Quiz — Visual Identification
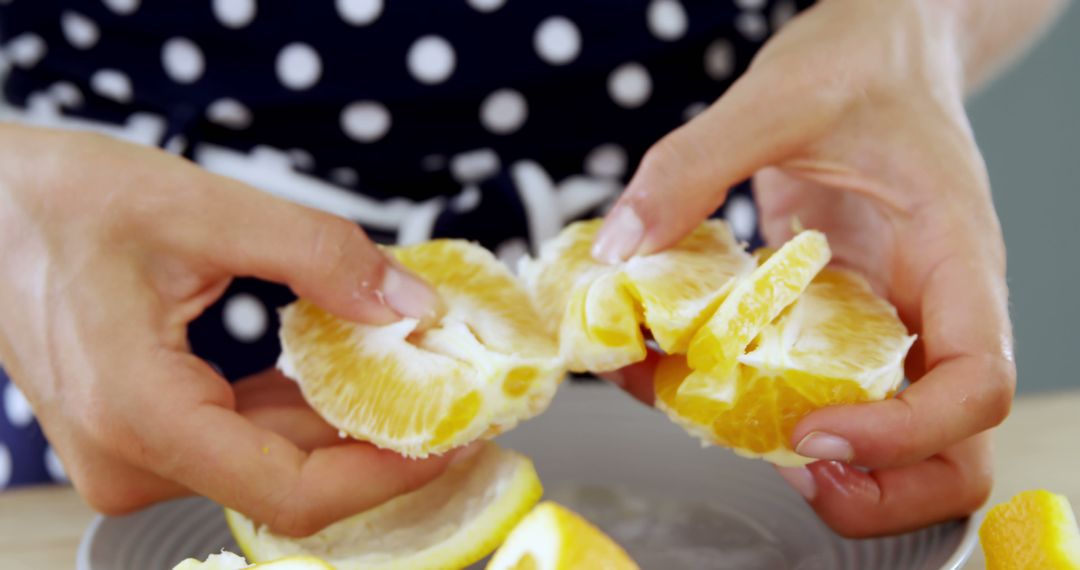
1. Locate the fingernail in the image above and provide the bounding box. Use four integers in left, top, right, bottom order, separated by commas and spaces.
591, 206, 645, 264
777, 466, 817, 501
448, 442, 485, 466
795, 431, 854, 462
380, 266, 438, 320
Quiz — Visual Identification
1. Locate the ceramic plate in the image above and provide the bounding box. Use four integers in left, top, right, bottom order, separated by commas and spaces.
78, 384, 978, 569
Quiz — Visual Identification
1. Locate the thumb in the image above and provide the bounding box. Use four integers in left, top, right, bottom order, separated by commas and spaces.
591, 61, 840, 262
173, 171, 437, 325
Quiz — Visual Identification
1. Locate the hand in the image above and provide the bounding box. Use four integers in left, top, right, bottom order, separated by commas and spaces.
0, 124, 462, 537
593, 0, 1014, 537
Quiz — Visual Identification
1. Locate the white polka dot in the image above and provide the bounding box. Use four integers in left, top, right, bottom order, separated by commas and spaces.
164, 135, 187, 154
704, 39, 735, 81
341, 101, 391, 142
0, 444, 10, 488
534, 16, 580, 66
451, 186, 482, 213
206, 98, 252, 130
450, 148, 500, 184
223, 294, 268, 343
646, 0, 688, 42
467, 0, 505, 13
7, 33, 47, 69
276, 43, 322, 91
61, 11, 100, 50
162, 37, 205, 84
288, 148, 315, 171
725, 195, 757, 241
44, 447, 68, 483
479, 89, 527, 135
608, 63, 652, 109
336, 0, 382, 26
406, 35, 455, 85
213, 0, 256, 29
771, 0, 797, 30
90, 69, 133, 103
102, 0, 140, 15
50, 82, 83, 108
3, 382, 33, 428
584, 144, 627, 179
683, 101, 708, 122
736, 12, 768, 41
735, 0, 766, 9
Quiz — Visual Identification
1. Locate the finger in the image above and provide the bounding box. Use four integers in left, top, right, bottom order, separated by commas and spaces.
599, 349, 661, 407
791, 245, 1014, 468
592, 61, 844, 263
233, 369, 343, 451
775, 433, 993, 537
127, 354, 469, 537
169, 171, 437, 325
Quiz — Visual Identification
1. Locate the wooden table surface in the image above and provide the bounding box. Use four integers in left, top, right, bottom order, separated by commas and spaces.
2, 389, 1078, 569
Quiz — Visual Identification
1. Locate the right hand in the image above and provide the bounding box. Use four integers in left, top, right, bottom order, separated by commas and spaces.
0, 124, 462, 537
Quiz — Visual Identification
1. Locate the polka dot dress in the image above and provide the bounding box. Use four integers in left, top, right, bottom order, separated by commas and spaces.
0, 0, 812, 489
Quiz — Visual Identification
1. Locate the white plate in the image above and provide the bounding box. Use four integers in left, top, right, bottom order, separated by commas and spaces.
78, 384, 978, 569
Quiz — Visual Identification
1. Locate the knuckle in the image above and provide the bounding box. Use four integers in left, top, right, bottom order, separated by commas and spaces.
979, 354, 1016, 428
960, 470, 994, 516
76, 472, 153, 516
268, 502, 322, 538
305, 216, 375, 280
639, 135, 692, 187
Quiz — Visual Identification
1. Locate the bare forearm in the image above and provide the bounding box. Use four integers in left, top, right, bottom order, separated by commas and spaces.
946, 0, 1071, 93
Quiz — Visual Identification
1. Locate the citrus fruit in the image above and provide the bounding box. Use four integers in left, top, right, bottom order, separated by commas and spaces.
485, 501, 639, 570
520, 219, 754, 372
172, 552, 335, 569
278, 239, 564, 458
657, 263, 914, 465
676, 230, 831, 406
980, 489, 1080, 569
226, 443, 543, 570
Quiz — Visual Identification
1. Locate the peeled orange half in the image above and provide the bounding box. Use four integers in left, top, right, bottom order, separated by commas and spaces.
657, 262, 914, 465
525, 221, 913, 466
278, 240, 564, 458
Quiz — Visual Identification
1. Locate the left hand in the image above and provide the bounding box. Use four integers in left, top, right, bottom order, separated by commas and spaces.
592, 0, 1014, 537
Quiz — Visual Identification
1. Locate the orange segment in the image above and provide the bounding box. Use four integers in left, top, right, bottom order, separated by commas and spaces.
980, 490, 1080, 570
657, 356, 874, 464
520, 219, 753, 373
679, 230, 830, 406
279, 240, 563, 458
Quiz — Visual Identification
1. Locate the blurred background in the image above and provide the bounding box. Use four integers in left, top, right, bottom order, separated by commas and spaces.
968, 3, 1079, 394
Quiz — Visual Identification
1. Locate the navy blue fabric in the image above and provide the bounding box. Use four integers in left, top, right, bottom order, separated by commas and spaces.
0, 0, 811, 488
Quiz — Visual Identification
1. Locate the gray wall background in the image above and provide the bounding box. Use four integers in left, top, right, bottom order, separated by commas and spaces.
967, 4, 1079, 394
